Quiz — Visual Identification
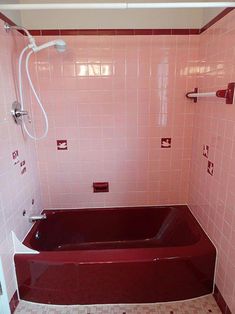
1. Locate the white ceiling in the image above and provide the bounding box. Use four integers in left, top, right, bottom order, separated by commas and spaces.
0, 0, 226, 29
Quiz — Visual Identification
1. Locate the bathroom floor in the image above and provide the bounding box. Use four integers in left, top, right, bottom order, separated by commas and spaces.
15, 295, 221, 313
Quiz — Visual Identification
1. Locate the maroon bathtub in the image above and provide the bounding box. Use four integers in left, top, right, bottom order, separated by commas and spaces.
15, 205, 216, 305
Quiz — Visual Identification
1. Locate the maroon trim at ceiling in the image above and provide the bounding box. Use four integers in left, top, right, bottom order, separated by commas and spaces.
9, 291, 19, 314
32, 28, 200, 36
200, 7, 234, 33
0, 12, 16, 26
0, 8, 234, 36
213, 285, 232, 314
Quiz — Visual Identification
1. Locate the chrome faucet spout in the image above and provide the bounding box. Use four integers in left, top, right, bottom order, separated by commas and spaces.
29, 213, 47, 223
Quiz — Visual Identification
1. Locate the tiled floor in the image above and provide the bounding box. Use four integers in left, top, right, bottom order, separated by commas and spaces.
15, 295, 221, 313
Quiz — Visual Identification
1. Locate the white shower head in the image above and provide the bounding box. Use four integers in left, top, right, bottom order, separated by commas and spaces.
54, 39, 67, 52
33, 39, 67, 53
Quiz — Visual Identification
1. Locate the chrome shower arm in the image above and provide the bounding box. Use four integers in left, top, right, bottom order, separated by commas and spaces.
4, 23, 36, 47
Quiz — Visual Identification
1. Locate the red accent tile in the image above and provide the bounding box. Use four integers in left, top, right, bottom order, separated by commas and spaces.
161, 138, 172, 148
200, 8, 234, 33
21, 167, 27, 175
12, 150, 20, 165
203, 145, 209, 158
93, 182, 109, 192
213, 285, 232, 314
207, 161, 214, 176
12, 150, 19, 160
20, 160, 26, 167
57, 140, 68, 150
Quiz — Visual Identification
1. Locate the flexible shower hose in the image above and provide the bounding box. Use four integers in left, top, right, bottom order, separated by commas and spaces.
18, 46, 49, 140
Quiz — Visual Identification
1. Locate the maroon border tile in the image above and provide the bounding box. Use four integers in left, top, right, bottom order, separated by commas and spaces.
29, 29, 42, 36
62, 29, 83, 36
0, 8, 234, 36
134, 29, 153, 35
27, 28, 201, 36
77, 29, 99, 35
0, 12, 16, 26
9, 291, 19, 314
97, 29, 117, 35
213, 285, 232, 314
41, 29, 60, 36
152, 29, 172, 35
115, 29, 135, 35
200, 8, 234, 33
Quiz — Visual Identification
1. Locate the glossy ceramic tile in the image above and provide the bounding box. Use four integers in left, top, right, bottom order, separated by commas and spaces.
15, 295, 221, 314
31, 34, 199, 209
188, 9, 235, 314
0, 19, 42, 302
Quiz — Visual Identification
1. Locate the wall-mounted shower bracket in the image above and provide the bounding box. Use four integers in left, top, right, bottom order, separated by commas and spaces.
11, 101, 29, 125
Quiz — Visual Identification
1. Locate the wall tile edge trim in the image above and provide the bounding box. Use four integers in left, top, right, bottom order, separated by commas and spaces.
213, 285, 232, 314
0, 8, 234, 36
200, 8, 234, 33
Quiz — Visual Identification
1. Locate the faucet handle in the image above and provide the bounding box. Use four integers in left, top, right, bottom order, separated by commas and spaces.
11, 101, 29, 125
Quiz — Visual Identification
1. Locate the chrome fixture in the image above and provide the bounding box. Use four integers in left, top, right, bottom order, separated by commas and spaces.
4, 23, 67, 140
29, 214, 47, 223
11, 101, 29, 125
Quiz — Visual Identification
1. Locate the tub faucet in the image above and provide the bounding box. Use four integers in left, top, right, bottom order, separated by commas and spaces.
29, 213, 47, 223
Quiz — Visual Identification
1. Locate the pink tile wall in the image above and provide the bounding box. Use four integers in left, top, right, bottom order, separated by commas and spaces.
188, 10, 235, 313
32, 34, 198, 209
0, 20, 42, 301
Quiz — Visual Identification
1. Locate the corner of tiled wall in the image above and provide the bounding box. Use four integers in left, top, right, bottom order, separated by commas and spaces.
188, 9, 235, 313
0, 19, 42, 302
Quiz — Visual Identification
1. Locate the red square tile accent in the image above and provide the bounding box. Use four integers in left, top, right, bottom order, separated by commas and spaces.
57, 140, 68, 150
12, 150, 19, 165
203, 145, 209, 158
93, 182, 109, 193
161, 138, 172, 148
20, 160, 26, 167
21, 167, 26, 175
207, 161, 214, 176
